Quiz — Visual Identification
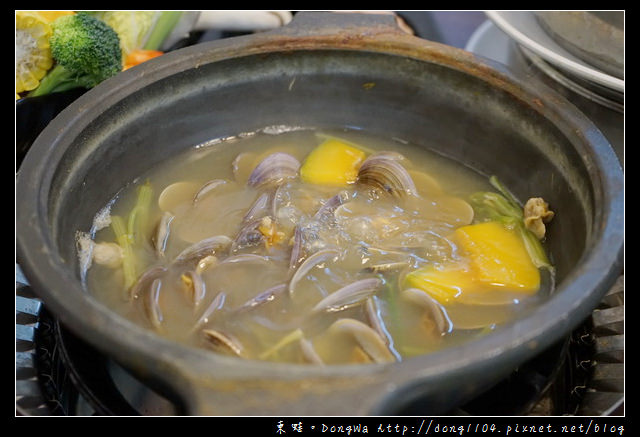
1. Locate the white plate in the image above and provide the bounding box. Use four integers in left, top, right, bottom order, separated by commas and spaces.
485, 11, 624, 93
465, 19, 511, 64
466, 20, 623, 112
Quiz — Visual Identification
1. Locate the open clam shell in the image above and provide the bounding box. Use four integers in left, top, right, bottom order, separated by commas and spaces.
191, 292, 227, 333
288, 248, 341, 296
153, 211, 174, 258
158, 181, 200, 213
173, 235, 232, 264
400, 288, 452, 334
128, 265, 167, 301
201, 328, 245, 357
357, 154, 417, 197
181, 270, 206, 308
311, 277, 383, 313
328, 318, 396, 363
235, 283, 288, 313
247, 152, 301, 188
144, 278, 164, 330
299, 337, 324, 365
192, 179, 230, 205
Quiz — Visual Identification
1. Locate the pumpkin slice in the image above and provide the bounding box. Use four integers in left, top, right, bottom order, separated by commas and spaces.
300, 139, 366, 186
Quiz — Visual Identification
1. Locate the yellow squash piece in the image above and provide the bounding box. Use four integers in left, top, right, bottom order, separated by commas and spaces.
405, 221, 540, 305
32, 11, 75, 23
404, 264, 476, 305
454, 221, 540, 293
300, 139, 366, 186
15, 11, 54, 94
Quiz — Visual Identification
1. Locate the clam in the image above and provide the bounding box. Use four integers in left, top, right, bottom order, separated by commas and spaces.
191, 292, 226, 333
313, 190, 351, 224
181, 270, 206, 308
360, 244, 414, 259
287, 221, 337, 274
400, 288, 452, 335
158, 181, 200, 213
408, 170, 443, 197
311, 277, 383, 313
128, 265, 168, 300
195, 255, 218, 274
242, 191, 273, 223
230, 217, 266, 253
173, 235, 232, 264
357, 154, 417, 197
220, 253, 271, 266
201, 328, 244, 357
356, 244, 414, 274
232, 151, 257, 184
286, 222, 334, 275
288, 248, 341, 296
288, 225, 305, 273
368, 150, 410, 164
153, 211, 174, 258
328, 318, 396, 363
192, 179, 230, 205
444, 290, 524, 330
362, 261, 411, 274
235, 283, 288, 313
247, 152, 301, 188
523, 197, 554, 240
365, 297, 390, 345
299, 338, 324, 365
144, 278, 163, 330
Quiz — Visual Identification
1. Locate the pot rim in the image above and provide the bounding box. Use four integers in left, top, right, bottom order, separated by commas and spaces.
15, 12, 624, 414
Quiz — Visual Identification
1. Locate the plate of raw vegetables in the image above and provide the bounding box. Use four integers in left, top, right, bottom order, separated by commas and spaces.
15, 11, 193, 99
16, 11, 194, 163
15, 11, 293, 165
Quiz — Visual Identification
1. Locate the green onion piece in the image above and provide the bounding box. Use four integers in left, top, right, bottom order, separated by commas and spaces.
259, 328, 304, 360
469, 191, 522, 222
495, 215, 520, 231
514, 222, 554, 272
127, 180, 153, 244
382, 273, 405, 352
489, 175, 521, 209
111, 215, 137, 290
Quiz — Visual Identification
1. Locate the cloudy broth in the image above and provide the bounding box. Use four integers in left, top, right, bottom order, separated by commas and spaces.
83, 128, 550, 364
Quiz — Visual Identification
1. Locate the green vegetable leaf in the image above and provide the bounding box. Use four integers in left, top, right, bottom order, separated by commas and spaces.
469, 176, 554, 273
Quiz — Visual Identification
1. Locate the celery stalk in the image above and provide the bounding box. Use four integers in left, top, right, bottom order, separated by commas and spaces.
111, 215, 137, 290
469, 192, 523, 221
143, 11, 183, 50
259, 329, 304, 360
489, 175, 521, 209
127, 180, 153, 244
514, 223, 554, 272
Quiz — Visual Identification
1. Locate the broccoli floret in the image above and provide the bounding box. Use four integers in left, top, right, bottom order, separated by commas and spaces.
29, 12, 122, 96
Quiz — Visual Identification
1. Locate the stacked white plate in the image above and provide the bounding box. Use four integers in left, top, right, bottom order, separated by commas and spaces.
471, 11, 623, 111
